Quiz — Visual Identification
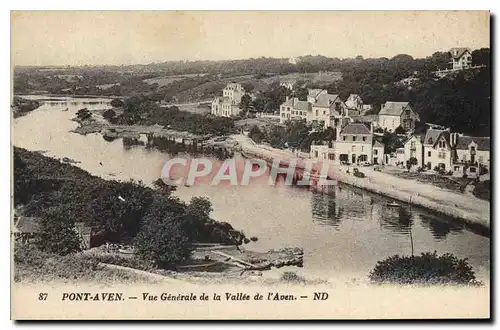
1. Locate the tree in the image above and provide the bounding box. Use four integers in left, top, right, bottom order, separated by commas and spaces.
35, 207, 81, 255
240, 94, 252, 113
406, 157, 418, 172
134, 214, 193, 268
248, 125, 265, 143
472, 48, 490, 67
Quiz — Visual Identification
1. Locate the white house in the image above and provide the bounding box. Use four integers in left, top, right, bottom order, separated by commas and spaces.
222, 83, 245, 104
452, 134, 490, 170
449, 47, 472, 70
378, 101, 420, 132
423, 128, 453, 171
279, 96, 311, 123
403, 134, 425, 168
345, 94, 364, 116
211, 96, 242, 117
211, 83, 246, 117
372, 140, 385, 165
310, 93, 348, 128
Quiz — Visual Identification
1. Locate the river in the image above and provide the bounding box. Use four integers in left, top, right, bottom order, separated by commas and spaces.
13, 96, 490, 283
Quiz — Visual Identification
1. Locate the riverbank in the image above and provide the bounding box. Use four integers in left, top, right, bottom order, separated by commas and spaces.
230, 134, 490, 233
11, 96, 42, 118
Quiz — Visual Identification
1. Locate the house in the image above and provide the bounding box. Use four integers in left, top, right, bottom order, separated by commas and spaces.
279, 96, 311, 123
211, 97, 242, 117
280, 80, 295, 90
422, 128, 453, 171
222, 83, 245, 104
449, 47, 472, 70
403, 134, 425, 168
211, 83, 246, 117
334, 122, 374, 165
451, 134, 490, 173
345, 94, 364, 116
310, 93, 348, 128
378, 101, 420, 132
13, 215, 40, 244
307, 89, 328, 104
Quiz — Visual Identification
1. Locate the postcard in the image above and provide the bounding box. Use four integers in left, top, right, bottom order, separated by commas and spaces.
11, 10, 490, 320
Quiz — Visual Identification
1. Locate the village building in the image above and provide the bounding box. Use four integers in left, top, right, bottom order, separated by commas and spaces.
279, 96, 311, 123
422, 128, 453, 171
451, 134, 490, 173
211, 83, 246, 117
378, 101, 420, 132
279, 80, 295, 90
345, 94, 364, 116
449, 47, 472, 70
310, 93, 349, 128
310, 122, 380, 165
403, 134, 425, 168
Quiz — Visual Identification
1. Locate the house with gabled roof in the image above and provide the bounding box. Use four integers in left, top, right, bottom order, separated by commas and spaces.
449, 47, 472, 70
310, 93, 349, 128
403, 134, 425, 169
451, 133, 490, 170
378, 101, 420, 132
422, 128, 453, 171
279, 96, 311, 123
345, 94, 364, 116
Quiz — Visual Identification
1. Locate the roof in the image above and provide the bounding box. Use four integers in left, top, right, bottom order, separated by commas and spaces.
307, 89, 326, 99
378, 101, 410, 116
314, 93, 339, 108
14, 216, 40, 234
423, 129, 450, 146
281, 97, 311, 111
373, 140, 384, 148
455, 136, 490, 151
449, 47, 471, 60
341, 122, 371, 135
404, 134, 425, 145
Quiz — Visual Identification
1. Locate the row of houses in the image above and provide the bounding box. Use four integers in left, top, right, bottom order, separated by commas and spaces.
401, 128, 490, 174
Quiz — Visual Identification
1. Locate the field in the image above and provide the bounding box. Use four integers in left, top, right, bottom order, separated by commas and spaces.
262, 71, 343, 84
143, 73, 207, 86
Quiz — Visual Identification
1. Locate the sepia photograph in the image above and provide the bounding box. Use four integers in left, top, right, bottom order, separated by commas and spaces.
10, 10, 491, 320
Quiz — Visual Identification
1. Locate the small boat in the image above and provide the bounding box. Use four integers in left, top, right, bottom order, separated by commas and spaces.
387, 201, 401, 207
62, 108, 68, 112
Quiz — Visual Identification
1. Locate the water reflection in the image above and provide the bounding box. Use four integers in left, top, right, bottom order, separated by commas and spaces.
310, 191, 342, 227
419, 213, 464, 239
379, 205, 414, 235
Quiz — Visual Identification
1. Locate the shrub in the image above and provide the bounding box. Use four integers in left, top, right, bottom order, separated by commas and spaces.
35, 207, 81, 256
368, 252, 481, 285
134, 212, 193, 269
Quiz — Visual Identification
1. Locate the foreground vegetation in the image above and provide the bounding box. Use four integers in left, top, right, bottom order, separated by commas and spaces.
14, 147, 247, 273
369, 252, 481, 286
11, 96, 41, 118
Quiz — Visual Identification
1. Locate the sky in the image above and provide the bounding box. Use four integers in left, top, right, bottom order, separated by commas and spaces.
11, 11, 490, 66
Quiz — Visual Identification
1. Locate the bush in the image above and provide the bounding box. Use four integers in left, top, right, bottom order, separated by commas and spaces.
369, 252, 481, 285
35, 207, 81, 256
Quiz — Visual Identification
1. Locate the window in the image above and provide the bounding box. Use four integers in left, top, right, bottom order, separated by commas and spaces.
405, 109, 411, 117
287, 107, 290, 111
362, 136, 366, 141
323, 110, 327, 115
428, 151, 431, 157
374, 149, 378, 155
454, 166, 460, 171
315, 110, 318, 116
352, 145, 356, 152
314, 151, 318, 158
361, 146, 364, 152
343, 136, 346, 141
328, 154, 335, 160
335, 102, 341, 111
469, 167, 477, 173
410, 141, 415, 149
353, 136, 357, 141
